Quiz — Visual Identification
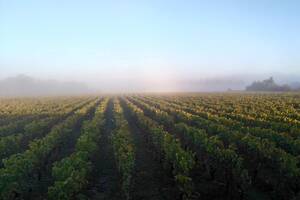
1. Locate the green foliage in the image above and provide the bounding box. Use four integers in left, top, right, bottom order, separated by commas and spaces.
0, 98, 99, 199
111, 99, 135, 200
48, 152, 91, 200
127, 94, 300, 199
123, 98, 196, 199
47, 98, 108, 200
1, 94, 300, 199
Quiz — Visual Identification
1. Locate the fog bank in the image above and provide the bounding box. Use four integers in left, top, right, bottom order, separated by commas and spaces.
0, 75, 90, 97
1, 73, 300, 96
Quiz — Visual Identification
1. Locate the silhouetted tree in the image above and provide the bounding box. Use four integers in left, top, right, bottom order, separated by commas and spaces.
246, 77, 291, 91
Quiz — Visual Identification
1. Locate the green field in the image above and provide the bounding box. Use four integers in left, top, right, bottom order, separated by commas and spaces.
0, 93, 299, 200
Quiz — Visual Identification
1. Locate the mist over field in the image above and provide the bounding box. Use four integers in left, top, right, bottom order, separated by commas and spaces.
0, 75, 90, 96
0, 73, 300, 96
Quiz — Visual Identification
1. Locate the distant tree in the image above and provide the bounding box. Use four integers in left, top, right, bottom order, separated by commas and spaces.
246, 77, 291, 92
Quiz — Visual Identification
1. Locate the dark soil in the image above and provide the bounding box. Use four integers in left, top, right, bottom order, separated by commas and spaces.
86, 99, 123, 200
121, 98, 180, 200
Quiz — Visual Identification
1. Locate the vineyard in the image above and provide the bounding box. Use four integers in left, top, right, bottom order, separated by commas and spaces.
0, 93, 300, 200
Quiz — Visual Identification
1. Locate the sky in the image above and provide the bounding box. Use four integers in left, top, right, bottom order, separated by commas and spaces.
1, 0, 300, 91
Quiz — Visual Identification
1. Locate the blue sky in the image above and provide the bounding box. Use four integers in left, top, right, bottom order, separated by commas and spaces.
0, 0, 300, 91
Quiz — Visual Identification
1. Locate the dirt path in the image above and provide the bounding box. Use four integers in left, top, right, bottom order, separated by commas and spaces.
87, 98, 123, 200
121, 99, 179, 200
